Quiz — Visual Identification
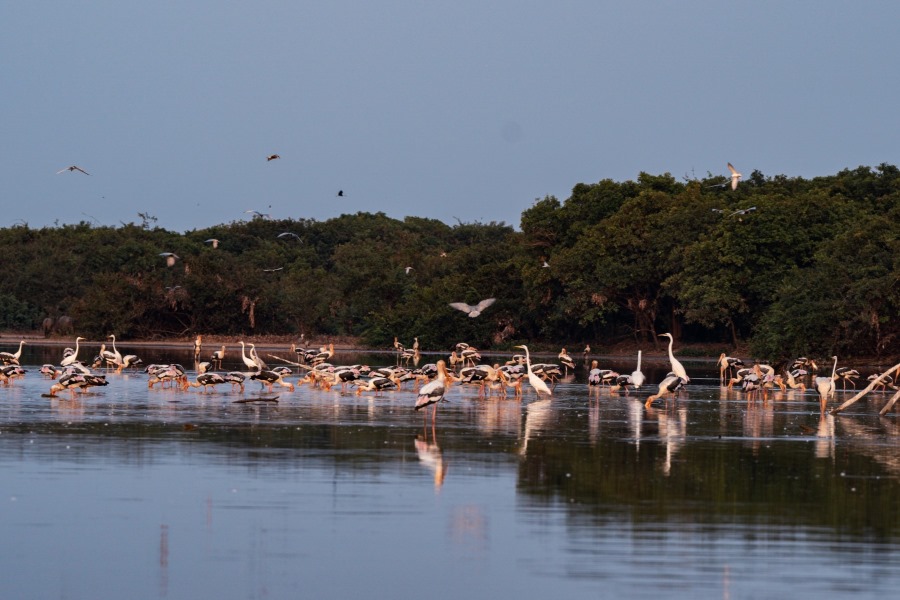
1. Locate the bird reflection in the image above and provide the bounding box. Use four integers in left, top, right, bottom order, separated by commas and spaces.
645, 404, 687, 476
815, 412, 835, 459
519, 398, 552, 457
627, 399, 644, 454
415, 424, 447, 491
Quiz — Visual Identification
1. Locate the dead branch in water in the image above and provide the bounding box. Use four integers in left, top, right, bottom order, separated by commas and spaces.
831, 363, 900, 415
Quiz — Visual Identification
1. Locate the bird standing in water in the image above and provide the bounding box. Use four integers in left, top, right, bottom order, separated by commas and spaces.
415, 360, 451, 424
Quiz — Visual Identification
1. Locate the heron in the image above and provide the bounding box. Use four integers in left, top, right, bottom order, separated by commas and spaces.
659, 333, 689, 383
514, 345, 552, 397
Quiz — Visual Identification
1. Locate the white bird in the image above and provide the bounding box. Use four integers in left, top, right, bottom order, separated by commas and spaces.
106, 334, 123, 368
727, 162, 742, 190
815, 356, 839, 412
277, 232, 301, 241
249, 343, 267, 371
60, 337, 85, 367
448, 298, 496, 318
262, 267, 284, 273
515, 345, 552, 397
159, 252, 179, 267
405, 266, 414, 274
415, 360, 451, 423
245, 210, 270, 219
630, 350, 645, 389
204, 238, 219, 248
57, 165, 90, 175
239, 341, 259, 371
542, 261, 550, 268
658, 333, 689, 383
0, 340, 26, 365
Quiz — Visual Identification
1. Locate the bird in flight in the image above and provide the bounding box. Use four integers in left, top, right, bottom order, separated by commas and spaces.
449, 298, 496, 318
277, 232, 301, 241
405, 266, 414, 274
204, 238, 220, 249
542, 261, 550, 268
730, 206, 756, 218
57, 165, 90, 175
159, 252, 180, 267
337, 190, 344, 197
263, 267, 284, 273
727, 163, 742, 190
245, 210, 270, 219
267, 154, 280, 161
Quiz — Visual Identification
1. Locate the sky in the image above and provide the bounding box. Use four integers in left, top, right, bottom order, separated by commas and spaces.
2, 1, 898, 233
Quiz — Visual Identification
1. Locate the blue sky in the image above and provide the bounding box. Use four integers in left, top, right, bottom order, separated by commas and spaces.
2, 1, 897, 232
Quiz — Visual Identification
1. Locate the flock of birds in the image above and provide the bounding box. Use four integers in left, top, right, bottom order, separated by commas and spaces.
3, 331, 897, 423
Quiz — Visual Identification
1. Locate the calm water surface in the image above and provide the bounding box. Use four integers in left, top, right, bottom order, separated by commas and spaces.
2, 344, 900, 599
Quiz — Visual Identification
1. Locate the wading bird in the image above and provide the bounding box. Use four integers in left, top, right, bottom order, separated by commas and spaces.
0, 340, 26, 365
415, 360, 451, 424
815, 356, 839, 413
514, 345, 552, 397
60, 337, 85, 367
659, 333, 689, 383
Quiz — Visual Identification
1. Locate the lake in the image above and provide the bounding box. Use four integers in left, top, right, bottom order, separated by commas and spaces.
2, 343, 900, 599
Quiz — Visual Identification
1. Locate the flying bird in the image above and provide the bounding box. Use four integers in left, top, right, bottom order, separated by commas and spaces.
57, 165, 90, 175
267, 154, 280, 161
204, 238, 219, 248
730, 206, 756, 217
245, 210, 270, 219
263, 267, 284, 273
405, 266, 414, 274
727, 162, 742, 190
542, 261, 550, 268
337, 190, 344, 197
277, 232, 301, 241
448, 298, 496, 318
159, 252, 180, 267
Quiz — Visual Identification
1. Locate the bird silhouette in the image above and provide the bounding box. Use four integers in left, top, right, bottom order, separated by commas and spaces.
267, 154, 280, 161
57, 165, 90, 175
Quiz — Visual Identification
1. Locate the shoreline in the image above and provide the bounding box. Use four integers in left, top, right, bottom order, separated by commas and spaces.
2, 331, 897, 367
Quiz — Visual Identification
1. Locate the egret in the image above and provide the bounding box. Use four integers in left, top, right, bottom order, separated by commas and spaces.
727, 162, 742, 190
514, 345, 552, 397
204, 238, 220, 249
659, 333, 689, 383
239, 341, 259, 371
159, 252, 179, 267
448, 298, 496, 318
60, 337, 85, 367
0, 340, 26, 365
630, 350, 645, 389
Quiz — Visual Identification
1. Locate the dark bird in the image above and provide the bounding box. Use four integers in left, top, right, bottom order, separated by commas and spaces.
267, 154, 280, 161
57, 165, 90, 175
337, 190, 344, 197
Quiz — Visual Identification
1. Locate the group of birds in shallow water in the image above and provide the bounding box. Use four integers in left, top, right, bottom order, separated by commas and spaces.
1, 332, 899, 420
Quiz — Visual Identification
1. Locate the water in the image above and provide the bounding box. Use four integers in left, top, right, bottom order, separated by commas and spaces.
2, 343, 900, 599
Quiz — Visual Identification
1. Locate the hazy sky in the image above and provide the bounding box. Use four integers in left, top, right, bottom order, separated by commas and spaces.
2, 1, 897, 232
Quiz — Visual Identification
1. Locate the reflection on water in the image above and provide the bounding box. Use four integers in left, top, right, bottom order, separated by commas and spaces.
2, 346, 900, 598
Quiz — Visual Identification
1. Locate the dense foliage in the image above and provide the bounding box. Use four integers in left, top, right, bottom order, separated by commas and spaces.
1, 165, 898, 359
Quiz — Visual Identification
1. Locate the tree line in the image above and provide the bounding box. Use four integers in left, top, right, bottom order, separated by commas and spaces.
0, 164, 897, 360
